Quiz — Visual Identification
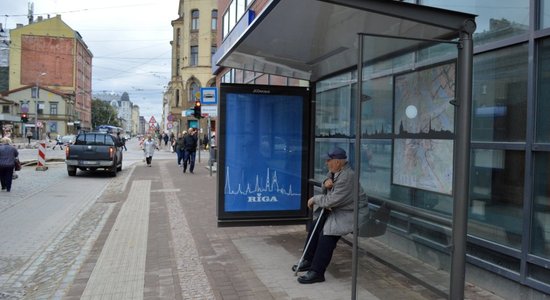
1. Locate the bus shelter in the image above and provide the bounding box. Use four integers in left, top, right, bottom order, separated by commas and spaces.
215, 0, 476, 298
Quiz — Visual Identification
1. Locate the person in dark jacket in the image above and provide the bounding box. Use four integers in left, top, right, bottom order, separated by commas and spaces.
174, 131, 186, 167
293, 146, 366, 284
0, 137, 19, 192
182, 128, 198, 173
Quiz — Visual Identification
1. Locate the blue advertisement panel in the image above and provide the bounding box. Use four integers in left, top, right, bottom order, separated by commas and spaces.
218, 84, 310, 225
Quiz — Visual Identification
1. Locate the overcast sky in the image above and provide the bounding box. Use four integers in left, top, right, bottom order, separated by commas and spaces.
2, 0, 180, 122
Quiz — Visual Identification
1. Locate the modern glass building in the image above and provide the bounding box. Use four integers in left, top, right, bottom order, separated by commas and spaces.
214, 0, 550, 298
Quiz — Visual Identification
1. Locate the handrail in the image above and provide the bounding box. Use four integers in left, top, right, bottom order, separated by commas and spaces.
308, 178, 452, 228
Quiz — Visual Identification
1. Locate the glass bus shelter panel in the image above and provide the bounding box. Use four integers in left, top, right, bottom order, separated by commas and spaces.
356, 35, 459, 298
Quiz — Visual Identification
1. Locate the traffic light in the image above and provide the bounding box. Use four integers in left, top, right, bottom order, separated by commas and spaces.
21, 113, 28, 123
193, 100, 202, 118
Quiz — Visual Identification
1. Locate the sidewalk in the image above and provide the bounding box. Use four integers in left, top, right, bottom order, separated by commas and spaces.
62, 156, 502, 300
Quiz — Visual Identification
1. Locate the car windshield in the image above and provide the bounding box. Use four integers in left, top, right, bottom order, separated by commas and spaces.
74, 134, 115, 146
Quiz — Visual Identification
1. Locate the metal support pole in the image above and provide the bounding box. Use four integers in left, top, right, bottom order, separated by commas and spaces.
351, 34, 364, 300
449, 19, 475, 300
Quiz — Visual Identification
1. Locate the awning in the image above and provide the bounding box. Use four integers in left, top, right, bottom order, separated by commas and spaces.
215, 0, 476, 81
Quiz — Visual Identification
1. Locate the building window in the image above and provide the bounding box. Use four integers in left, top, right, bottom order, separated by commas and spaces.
223, 10, 229, 39
469, 149, 525, 249
532, 152, 550, 258
2, 105, 9, 113
542, 0, 550, 29
50, 102, 58, 115
176, 89, 180, 107
422, 0, 528, 46
536, 38, 550, 142
191, 9, 199, 31
189, 82, 200, 103
211, 10, 218, 31
176, 28, 181, 46
190, 46, 198, 66
472, 44, 528, 142
37, 102, 44, 115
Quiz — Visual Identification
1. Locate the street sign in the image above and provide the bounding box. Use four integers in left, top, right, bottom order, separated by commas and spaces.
201, 87, 217, 105
36, 121, 43, 128
201, 105, 218, 117
148, 116, 157, 124
167, 123, 173, 129
167, 114, 173, 122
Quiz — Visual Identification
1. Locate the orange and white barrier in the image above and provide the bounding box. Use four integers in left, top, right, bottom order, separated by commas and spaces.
36, 142, 48, 171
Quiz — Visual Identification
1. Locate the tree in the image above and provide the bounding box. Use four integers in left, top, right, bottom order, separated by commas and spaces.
92, 99, 121, 129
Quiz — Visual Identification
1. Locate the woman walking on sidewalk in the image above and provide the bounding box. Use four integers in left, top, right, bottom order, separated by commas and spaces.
0, 137, 19, 192
142, 135, 159, 167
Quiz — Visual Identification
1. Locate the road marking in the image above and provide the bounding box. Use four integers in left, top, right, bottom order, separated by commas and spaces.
81, 180, 150, 300
151, 188, 181, 193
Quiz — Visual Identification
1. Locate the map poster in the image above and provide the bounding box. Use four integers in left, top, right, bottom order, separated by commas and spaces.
392, 63, 455, 195
217, 83, 310, 224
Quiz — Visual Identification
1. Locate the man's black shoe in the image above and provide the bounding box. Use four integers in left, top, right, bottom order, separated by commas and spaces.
297, 271, 325, 284
292, 260, 311, 272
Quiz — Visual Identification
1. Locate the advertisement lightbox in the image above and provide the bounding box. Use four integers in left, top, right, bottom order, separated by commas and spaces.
217, 84, 310, 226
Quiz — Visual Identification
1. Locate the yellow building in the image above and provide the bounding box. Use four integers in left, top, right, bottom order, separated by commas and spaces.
8, 15, 92, 131
166, 0, 217, 136
2, 85, 76, 138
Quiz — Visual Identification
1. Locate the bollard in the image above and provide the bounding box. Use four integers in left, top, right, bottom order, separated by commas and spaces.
36, 142, 48, 171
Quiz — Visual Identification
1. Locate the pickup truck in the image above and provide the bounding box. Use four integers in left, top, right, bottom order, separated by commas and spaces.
65, 132, 123, 177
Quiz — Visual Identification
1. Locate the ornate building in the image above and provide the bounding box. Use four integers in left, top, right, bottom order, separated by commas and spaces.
165, 0, 217, 136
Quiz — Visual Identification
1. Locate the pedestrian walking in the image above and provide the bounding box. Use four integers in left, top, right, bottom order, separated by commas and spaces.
292, 146, 366, 284
142, 135, 159, 167
163, 132, 169, 147
175, 131, 186, 167
26, 130, 33, 144
0, 137, 19, 192
52, 135, 64, 150
182, 128, 198, 173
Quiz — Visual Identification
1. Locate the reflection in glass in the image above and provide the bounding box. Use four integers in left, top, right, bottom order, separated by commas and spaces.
315, 81, 352, 138
360, 140, 391, 198
541, 0, 550, 29
422, 0, 529, 45
472, 44, 528, 142
532, 153, 550, 258
469, 149, 524, 249
536, 38, 550, 142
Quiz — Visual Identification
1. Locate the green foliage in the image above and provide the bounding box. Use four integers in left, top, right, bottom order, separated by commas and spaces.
91, 99, 121, 128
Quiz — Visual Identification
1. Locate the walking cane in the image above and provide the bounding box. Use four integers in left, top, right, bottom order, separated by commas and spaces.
294, 208, 325, 276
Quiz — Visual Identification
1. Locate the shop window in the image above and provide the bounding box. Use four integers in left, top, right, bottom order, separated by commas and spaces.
536, 38, 550, 142
469, 149, 525, 249
472, 44, 528, 142
532, 152, 550, 258
422, 0, 529, 46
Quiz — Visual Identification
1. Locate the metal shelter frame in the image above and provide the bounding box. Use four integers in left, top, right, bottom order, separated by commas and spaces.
215, 0, 476, 298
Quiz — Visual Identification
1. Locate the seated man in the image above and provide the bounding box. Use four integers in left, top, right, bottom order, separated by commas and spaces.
293, 146, 366, 284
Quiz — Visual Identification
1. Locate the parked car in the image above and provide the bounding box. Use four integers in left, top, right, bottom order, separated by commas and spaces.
60, 134, 76, 145
65, 132, 123, 177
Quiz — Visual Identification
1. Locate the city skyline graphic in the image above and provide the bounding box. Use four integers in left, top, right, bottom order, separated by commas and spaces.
224, 167, 301, 197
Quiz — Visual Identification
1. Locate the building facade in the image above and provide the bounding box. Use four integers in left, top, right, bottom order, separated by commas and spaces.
2, 85, 76, 138
8, 15, 92, 131
214, 0, 550, 298
166, 0, 218, 136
